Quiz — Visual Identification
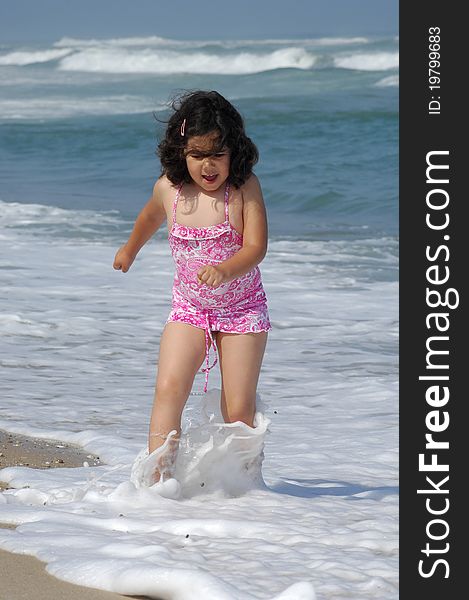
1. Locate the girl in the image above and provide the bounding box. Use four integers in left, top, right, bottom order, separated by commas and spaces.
113, 90, 271, 484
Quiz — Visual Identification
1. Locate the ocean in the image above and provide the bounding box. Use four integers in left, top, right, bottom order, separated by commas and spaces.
0, 35, 398, 599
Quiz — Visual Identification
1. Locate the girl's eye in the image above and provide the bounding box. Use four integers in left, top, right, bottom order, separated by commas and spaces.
187, 151, 227, 159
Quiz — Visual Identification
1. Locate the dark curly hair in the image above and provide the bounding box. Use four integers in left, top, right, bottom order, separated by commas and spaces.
156, 90, 258, 188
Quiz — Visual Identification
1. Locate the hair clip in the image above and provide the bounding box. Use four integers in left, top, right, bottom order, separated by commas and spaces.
180, 118, 186, 137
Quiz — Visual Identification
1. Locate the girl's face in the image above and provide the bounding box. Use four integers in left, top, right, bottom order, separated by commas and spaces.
184, 132, 230, 192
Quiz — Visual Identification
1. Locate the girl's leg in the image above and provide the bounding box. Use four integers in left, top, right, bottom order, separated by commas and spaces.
216, 331, 268, 426
149, 321, 210, 478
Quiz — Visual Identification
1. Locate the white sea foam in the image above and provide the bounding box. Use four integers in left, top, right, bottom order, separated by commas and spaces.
306, 36, 370, 46
54, 35, 178, 48
0, 200, 121, 230
54, 35, 370, 49
375, 75, 399, 87
0, 48, 72, 66
58, 47, 316, 74
0, 201, 398, 599
0, 95, 153, 120
334, 52, 399, 71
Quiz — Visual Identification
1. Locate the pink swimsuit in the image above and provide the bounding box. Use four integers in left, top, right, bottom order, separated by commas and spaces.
166, 181, 271, 393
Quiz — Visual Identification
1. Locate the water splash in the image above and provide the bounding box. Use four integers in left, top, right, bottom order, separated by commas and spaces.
130, 389, 270, 499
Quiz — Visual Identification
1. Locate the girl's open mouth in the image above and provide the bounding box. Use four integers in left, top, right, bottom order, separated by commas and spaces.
202, 174, 218, 182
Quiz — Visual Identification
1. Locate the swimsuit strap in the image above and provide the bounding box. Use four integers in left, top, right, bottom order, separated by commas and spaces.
200, 312, 218, 394
172, 182, 184, 226
224, 181, 230, 222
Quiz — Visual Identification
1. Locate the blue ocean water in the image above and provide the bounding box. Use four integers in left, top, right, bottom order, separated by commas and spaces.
0, 34, 398, 241
0, 35, 399, 598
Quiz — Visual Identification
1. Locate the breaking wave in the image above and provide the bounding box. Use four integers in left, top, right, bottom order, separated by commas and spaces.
334, 51, 399, 71
57, 46, 316, 74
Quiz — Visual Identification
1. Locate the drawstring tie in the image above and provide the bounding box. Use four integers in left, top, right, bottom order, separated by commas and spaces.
200, 311, 218, 394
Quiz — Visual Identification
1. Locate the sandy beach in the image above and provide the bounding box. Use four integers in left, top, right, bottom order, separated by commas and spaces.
0, 547, 150, 600
0, 429, 101, 485
0, 430, 149, 600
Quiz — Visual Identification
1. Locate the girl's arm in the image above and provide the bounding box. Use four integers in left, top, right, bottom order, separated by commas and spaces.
197, 174, 268, 286
113, 178, 168, 273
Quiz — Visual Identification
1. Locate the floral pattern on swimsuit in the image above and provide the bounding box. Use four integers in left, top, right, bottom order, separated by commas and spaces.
166, 181, 271, 393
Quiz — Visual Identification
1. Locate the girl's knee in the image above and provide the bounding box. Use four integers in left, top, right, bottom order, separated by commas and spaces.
155, 374, 189, 399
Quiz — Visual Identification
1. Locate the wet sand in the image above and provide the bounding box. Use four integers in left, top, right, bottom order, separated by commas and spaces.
0, 429, 101, 488
0, 547, 150, 600
0, 429, 150, 600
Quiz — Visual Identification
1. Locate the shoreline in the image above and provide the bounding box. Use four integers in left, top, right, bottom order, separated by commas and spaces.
0, 428, 101, 490
0, 548, 149, 600
0, 429, 149, 600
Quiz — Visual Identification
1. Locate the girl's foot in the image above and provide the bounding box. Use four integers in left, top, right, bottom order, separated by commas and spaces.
149, 431, 180, 484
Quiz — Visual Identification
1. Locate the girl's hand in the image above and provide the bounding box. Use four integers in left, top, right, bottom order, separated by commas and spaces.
113, 245, 136, 273
197, 265, 228, 288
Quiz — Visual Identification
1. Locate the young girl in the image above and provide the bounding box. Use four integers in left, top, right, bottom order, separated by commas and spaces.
113, 90, 271, 485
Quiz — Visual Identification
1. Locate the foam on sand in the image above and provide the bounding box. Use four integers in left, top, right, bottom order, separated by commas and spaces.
0, 429, 101, 487
0, 200, 398, 598
0, 391, 316, 599
0, 549, 130, 600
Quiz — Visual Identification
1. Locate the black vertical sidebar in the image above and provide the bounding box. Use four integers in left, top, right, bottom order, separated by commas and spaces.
400, 2, 463, 596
